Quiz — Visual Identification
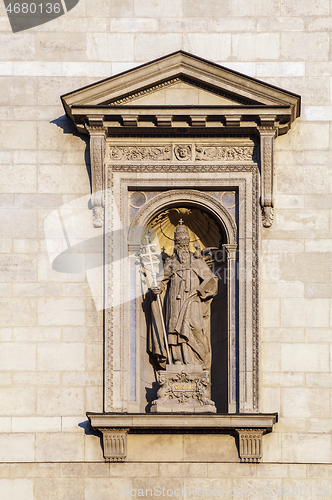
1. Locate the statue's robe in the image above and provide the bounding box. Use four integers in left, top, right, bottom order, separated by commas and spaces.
148, 253, 218, 369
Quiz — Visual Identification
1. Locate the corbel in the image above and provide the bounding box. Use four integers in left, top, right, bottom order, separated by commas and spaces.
225, 115, 241, 127
235, 428, 264, 463
257, 124, 278, 228
156, 115, 173, 127
122, 115, 138, 127
190, 115, 207, 127
99, 428, 129, 462
86, 120, 107, 228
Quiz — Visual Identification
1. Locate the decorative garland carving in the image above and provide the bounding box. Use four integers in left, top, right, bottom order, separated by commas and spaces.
195, 146, 256, 162
109, 146, 171, 161
107, 145, 256, 162
151, 369, 216, 412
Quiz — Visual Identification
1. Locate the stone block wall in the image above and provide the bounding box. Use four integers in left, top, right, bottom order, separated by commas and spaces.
1, 0, 332, 496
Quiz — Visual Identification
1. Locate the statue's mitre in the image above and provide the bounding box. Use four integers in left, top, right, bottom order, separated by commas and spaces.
174, 219, 190, 244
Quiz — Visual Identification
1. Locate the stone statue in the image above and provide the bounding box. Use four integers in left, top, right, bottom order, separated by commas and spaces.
149, 220, 218, 370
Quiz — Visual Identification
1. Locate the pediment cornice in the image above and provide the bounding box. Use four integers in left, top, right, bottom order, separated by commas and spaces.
61, 51, 300, 137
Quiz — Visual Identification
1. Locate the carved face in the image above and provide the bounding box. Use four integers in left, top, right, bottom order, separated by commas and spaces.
176, 243, 190, 264
174, 145, 191, 161
178, 147, 188, 158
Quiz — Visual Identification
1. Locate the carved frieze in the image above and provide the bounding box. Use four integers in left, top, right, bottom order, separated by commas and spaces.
107, 144, 256, 163
195, 146, 256, 162
109, 146, 171, 161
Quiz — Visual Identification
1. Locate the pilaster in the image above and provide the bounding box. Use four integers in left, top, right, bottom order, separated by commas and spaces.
257, 126, 278, 228
86, 121, 107, 228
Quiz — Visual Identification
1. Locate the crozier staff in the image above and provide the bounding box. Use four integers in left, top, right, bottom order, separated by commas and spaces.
149, 220, 218, 369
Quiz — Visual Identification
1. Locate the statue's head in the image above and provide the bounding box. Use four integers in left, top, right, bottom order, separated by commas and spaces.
174, 220, 190, 263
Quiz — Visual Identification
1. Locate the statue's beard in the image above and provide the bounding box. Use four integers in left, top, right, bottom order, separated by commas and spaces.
178, 248, 190, 264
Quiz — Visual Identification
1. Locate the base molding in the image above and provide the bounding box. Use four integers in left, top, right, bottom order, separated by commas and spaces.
87, 413, 277, 463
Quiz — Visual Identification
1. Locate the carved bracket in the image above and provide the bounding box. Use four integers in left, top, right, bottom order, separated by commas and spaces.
235, 428, 264, 463
86, 123, 107, 228
99, 427, 129, 462
258, 126, 277, 228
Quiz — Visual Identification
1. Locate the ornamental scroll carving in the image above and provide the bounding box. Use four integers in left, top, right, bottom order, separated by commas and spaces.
258, 127, 277, 228
195, 146, 256, 162
151, 369, 216, 413
109, 146, 171, 161
107, 145, 256, 162
87, 126, 107, 228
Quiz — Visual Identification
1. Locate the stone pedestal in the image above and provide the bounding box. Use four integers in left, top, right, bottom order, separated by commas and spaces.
151, 364, 216, 413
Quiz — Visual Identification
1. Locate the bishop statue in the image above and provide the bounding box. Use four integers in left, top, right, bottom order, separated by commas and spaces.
149, 220, 218, 370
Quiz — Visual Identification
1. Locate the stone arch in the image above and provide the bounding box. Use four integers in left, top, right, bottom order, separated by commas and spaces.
128, 189, 237, 249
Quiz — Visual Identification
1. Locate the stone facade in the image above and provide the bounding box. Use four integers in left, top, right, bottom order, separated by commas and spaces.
1, 0, 332, 497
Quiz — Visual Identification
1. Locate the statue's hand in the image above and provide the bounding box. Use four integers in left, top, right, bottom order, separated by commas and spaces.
151, 286, 162, 296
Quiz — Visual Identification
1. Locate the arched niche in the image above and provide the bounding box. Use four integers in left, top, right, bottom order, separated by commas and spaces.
128, 189, 238, 413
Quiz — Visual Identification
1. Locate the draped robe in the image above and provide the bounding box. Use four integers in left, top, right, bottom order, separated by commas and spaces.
148, 252, 218, 369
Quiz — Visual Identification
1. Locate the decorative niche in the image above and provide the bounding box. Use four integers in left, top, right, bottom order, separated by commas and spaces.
61, 51, 300, 463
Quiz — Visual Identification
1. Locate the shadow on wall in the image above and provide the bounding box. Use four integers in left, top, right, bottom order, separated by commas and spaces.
51, 115, 92, 190
79, 420, 104, 454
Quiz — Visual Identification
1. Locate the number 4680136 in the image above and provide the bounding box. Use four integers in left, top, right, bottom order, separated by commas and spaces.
6, 3, 61, 14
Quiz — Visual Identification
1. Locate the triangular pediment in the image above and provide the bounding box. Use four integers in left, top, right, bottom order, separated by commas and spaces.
62, 51, 300, 121
106, 78, 245, 106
